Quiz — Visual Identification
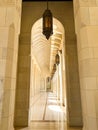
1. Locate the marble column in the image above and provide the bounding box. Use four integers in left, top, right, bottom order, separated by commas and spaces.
74, 0, 98, 130
0, 0, 22, 130
66, 42, 83, 126
29, 57, 42, 121
40, 77, 45, 91
14, 33, 31, 127
57, 66, 60, 100
59, 52, 63, 105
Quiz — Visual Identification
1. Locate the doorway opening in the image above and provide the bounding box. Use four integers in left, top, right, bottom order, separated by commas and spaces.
29, 17, 67, 122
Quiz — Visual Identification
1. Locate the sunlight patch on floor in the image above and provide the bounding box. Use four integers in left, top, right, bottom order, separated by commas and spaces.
48, 105, 63, 112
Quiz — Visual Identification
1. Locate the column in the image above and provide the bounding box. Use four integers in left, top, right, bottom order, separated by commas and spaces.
59, 52, 63, 105
14, 33, 31, 127
74, 0, 98, 130
0, 1, 22, 130
29, 59, 34, 121
40, 77, 45, 91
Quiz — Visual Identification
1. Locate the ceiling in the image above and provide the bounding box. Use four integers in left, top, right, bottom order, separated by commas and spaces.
22, 1, 71, 77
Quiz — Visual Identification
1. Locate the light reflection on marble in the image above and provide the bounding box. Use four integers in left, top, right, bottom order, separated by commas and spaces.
15, 92, 82, 130
31, 92, 65, 121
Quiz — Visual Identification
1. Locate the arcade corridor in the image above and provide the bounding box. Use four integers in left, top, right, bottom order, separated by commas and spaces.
1, 0, 98, 130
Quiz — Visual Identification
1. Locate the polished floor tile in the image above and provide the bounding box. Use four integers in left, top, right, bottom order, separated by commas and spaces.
15, 92, 82, 130
31, 92, 65, 121
15, 122, 82, 130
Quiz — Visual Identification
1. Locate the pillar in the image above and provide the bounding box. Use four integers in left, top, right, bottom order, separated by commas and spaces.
29, 58, 41, 121
66, 42, 83, 126
14, 33, 31, 127
74, 0, 98, 130
0, 0, 22, 130
65, 3, 83, 126
56, 71, 58, 97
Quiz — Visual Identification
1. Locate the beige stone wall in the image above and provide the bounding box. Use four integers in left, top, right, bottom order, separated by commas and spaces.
74, 0, 98, 130
0, 0, 22, 130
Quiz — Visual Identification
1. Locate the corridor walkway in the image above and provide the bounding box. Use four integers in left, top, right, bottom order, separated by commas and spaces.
15, 92, 82, 130
31, 92, 65, 121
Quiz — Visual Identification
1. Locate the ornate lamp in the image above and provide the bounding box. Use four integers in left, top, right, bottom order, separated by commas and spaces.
55, 53, 60, 65
42, 0, 53, 40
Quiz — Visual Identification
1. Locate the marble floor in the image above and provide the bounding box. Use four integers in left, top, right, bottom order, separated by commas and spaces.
15, 92, 82, 130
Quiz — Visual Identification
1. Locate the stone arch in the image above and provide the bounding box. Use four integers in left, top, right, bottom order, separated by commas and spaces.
14, 1, 83, 127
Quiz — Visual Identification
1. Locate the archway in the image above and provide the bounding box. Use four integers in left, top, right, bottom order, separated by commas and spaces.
29, 17, 67, 121
14, 1, 82, 127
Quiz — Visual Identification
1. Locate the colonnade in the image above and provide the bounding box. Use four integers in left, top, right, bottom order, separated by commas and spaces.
0, 0, 98, 130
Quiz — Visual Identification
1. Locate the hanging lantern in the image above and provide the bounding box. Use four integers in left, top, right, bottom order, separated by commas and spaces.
42, 1, 53, 40
55, 53, 60, 65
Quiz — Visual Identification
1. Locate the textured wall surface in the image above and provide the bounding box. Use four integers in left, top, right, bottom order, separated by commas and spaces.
0, 0, 22, 130
74, 0, 98, 130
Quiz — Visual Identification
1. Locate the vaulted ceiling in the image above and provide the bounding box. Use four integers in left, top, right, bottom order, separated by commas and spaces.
22, 0, 73, 77
31, 18, 64, 76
